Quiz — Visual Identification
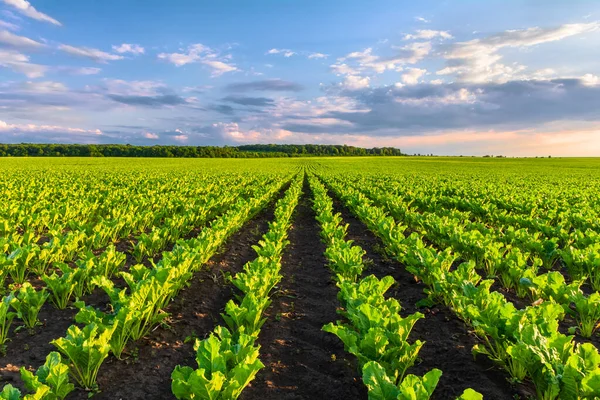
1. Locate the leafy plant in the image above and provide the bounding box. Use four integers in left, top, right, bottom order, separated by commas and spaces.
42, 264, 77, 310
0, 293, 16, 353
171, 326, 264, 400
11, 283, 49, 332
20, 351, 75, 400
362, 361, 442, 400
51, 323, 116, 390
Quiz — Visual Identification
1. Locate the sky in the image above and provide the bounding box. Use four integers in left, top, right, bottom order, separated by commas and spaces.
1, 0, 600, 156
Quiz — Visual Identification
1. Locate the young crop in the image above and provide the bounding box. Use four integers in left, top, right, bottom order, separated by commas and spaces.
171, 327, 264, 400
571, 292, 600, 338
51, 323, 116, 390
0, 293, 16, 353
42, 264, 78, 309
362, 362, 442, 400
11, 283, 49, 332
6, 245, 37, 284
20, 351, 74, 400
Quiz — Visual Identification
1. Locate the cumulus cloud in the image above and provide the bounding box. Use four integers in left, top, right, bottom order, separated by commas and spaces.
59, 44, 124, 63
0, 29, 44, 49
1, 0, 61, 26
112, 43, 145, 55
582, 73, 599, 86
158, 43, 237, 76
438, 22, 600, 82
266, 48, 295, 57
415, 16, 430, 23
225, 79, 304, 92
401, 68, 427, 84
404, 30, 453, 40
341, 75, 370, 90
143, 132, 159, 139
308, 52, 328, 59
332, 43, 431, 77
0, 48, 46, 77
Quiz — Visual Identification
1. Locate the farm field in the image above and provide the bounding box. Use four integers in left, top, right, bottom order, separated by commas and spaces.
1, 157, 600, 400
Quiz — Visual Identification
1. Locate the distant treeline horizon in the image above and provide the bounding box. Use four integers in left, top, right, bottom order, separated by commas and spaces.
0, 143, 403, 158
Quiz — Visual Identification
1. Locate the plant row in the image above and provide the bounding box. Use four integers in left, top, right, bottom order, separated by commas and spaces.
171, 173, 303, 399
308, 174, 482, 400
0, 175, 291, 399
321, 174, 600, 400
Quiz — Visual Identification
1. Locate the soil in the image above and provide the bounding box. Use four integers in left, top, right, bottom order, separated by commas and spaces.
328, 190, 535, 400
66, 186, 284, 400
242, 176, 365, 400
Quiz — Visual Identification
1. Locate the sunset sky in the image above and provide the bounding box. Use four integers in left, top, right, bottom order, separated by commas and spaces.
1, 0, 600, 155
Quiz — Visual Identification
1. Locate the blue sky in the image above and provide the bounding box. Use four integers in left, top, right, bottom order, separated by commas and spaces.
1, 0, 600, 155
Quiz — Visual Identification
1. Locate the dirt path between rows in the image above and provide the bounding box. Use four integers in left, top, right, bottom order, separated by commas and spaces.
327, 190, 533, 400
242, 176, 365, 400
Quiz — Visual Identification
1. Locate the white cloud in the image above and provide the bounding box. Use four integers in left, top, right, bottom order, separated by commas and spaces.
330, 63, 360, 76
342, 75, 370, 90
0, 29, 44, 49
266, 48, 295, 57
101, 79, 167, 96
202, 60, 237, 77
0, 19, 19, 30
173, 134, 188, 142
582, 73, 599, 86
1, 0, 61, 26
20, 80, 67, 93
0, 119, 102, 135
415, 16, 430, 23
308, 52, 328, 59
401, 67, 427, 84
70, 67, 101, 75
158, 43, 238, 76
143, 132, 159, 139
334, 43, 432, 78
112, 43, 145, 55
59, 44, 124, 63
0, 48, 46, 77
438, 22, 600, 83
404, 30, 453, 40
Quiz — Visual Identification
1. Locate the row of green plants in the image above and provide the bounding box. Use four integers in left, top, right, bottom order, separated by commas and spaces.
345, 178, 600, 339
352, 176, 600, 286
0, 178, 269, 359
346, 171, 600, 235
171, 173, 304, 399
0, 175, 291, 398
308, 175, 482, 400
321, 174, 600, 400
0, 175, 254, 293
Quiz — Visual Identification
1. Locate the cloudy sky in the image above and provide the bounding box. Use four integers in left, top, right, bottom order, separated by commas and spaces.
1, 0, 600, 156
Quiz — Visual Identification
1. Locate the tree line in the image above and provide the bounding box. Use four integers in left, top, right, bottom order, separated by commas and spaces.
0, 144, 403, 158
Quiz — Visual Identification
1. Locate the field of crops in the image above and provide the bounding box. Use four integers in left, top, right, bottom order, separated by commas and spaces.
1, 156, 600, 400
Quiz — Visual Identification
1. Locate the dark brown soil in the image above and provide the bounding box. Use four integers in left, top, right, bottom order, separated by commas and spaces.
328, 190, 534, 400
66, 188, 283, 400
242, 177, 366, 400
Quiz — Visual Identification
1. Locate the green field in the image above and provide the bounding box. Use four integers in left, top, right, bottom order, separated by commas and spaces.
1, 157, 600, 400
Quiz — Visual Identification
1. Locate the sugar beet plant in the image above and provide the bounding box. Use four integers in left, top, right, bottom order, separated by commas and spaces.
309, 175, 482, 400
172, 173, 303, 400
320, 171, 600, 400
